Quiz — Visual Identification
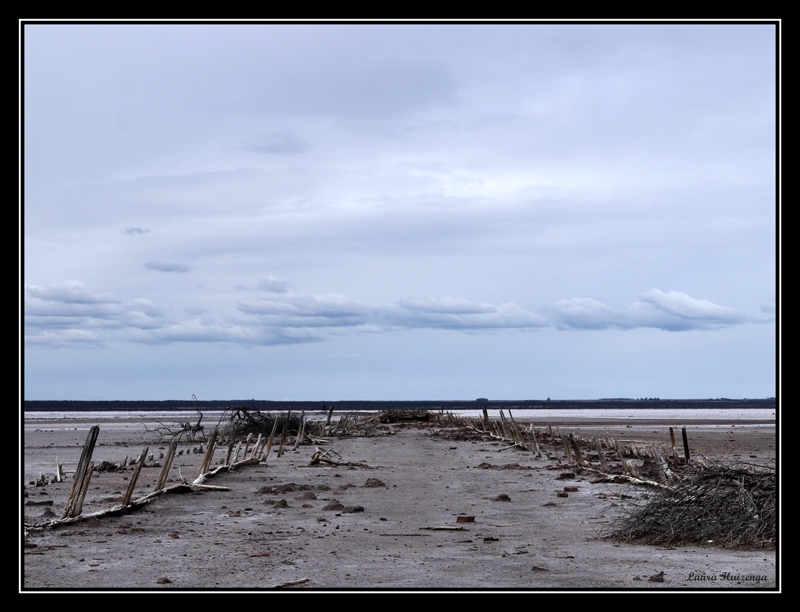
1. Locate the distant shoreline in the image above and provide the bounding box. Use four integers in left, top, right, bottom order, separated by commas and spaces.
23, 398, 776, 412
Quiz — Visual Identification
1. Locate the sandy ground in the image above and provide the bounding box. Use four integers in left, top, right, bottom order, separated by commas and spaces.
21, 414, 778, 591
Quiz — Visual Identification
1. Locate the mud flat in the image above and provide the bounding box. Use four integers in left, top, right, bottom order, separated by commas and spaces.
22, 413, 777, 591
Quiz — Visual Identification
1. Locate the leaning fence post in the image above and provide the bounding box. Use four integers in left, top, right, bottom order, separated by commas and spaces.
63, 425, 99, 519
154, 440, 177, 492
122, 446, 148, 506
72, 461, 95, 517
568, 433, 585, 467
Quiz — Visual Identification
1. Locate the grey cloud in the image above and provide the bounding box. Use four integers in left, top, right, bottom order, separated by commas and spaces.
145, 261, 193, 273
26, 281, 121, 305
125, 226, 150, 234
243, 133, 310, 155
25, 279, 766, 352
257, 275, 291, 293
394, 298, 549, 331
237, 294, 370, 328
25, 283, 167, 347
397, 297, 497, 315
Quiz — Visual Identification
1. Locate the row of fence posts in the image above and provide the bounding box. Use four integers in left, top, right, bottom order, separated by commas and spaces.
452, 410, 693, 484
59, 409, 319, 520
56, 410, 694, 519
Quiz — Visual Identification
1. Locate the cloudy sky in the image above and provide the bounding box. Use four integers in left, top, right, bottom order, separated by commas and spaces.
22, 22, 777, 401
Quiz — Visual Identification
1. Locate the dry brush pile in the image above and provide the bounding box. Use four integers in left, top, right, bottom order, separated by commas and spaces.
610, 461, 776, 549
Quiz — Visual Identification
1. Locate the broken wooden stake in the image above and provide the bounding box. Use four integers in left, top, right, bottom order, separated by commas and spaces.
154, 440, 177, 492
568, 434, 585, 467
122, 447, 148, 506
63, 425, 99, 519
263, 417, 279, 464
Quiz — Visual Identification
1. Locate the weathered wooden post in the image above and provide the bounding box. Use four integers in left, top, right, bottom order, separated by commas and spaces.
277, 418, 288, 458
652, 445, 668, 484
562, 436, 573, 464
250, 433, 263, 460
198, 429, 218, 475
242, 433, 253, 461
72, 461, 95, 517
263, 417, 279, 463
681, 427, 691, 464
122, 447, 149, 506
568, 434, 585, 467
669, 427, 677, 460
325, 405, 335, 435
63, 425, 99, 518
293, 411, 306, 450
154, 439, 177, 492
596, 438, 609, 473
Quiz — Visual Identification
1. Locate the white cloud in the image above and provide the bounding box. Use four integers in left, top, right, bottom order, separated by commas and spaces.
550, 289, 760, 332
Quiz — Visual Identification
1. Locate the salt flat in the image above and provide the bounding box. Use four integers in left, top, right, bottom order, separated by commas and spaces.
22, 414, 777, 591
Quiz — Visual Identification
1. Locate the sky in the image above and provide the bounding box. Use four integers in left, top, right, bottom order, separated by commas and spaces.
22, 22, 778, 401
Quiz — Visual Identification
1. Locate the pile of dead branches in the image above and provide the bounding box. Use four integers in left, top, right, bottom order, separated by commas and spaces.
610, 461, 776, 549
378, 409, 430, 423
221, 407, 305, 439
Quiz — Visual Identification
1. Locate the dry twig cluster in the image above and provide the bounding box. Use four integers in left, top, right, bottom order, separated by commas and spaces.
610, 461, 776, 549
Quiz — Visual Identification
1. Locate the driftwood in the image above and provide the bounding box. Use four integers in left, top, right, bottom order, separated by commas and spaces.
144, 402, 205, 442
26, 481, 231, 532
308, 447, 366, 467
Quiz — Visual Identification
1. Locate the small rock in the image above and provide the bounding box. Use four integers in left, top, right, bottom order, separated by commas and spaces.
648, 571, 665, 583
363, 478, 386, 488
493, 494, 511, 502
156, 576, 172, 584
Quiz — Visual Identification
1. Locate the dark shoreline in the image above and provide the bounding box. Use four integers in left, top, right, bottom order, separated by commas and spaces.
23, 397, 776, 412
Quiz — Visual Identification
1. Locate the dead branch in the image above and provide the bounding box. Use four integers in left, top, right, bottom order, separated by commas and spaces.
608, 460, 776, 549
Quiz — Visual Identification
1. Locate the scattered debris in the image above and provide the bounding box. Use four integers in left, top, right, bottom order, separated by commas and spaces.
271, 578, 310, 589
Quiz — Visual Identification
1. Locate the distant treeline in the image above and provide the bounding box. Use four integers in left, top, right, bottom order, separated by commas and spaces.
23, 398, 776, 413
